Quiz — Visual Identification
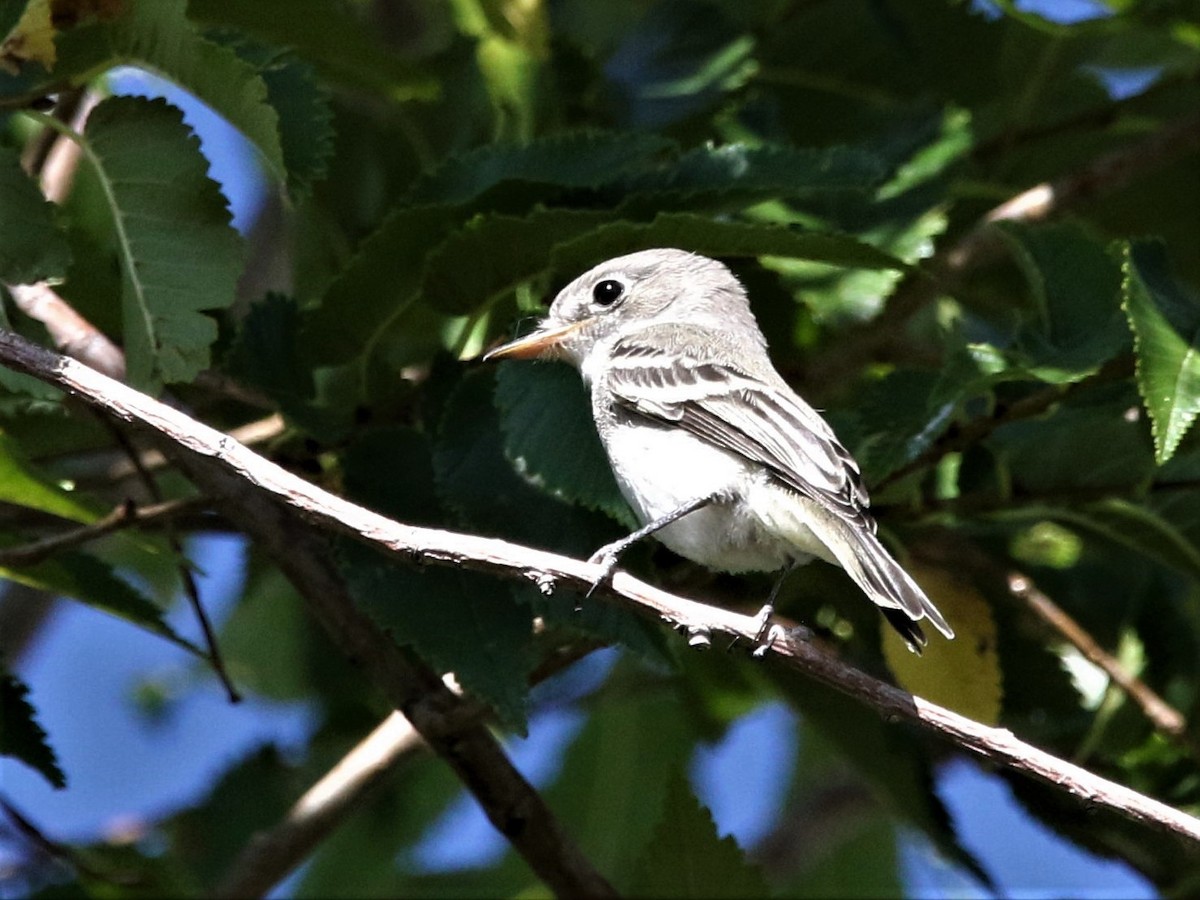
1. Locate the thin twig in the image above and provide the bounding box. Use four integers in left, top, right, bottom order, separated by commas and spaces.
97, 416, 240, 704
0, 795, 137, 887
875, 355, 1133, 492
1008, 572, 1200, 759
1, 329, 1197, 850
5, 91, 124, 379
213, 712, 426, 899
216, 638, 604, 898
0, 496, 207, 567
4, 283, 126, 380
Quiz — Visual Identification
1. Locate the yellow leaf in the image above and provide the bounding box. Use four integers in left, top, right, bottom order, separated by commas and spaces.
883, 562, 1003, 725
1, 0, 56, 73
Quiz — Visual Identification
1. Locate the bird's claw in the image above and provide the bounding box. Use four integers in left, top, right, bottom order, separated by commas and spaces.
749, 604, 778, 658
584, 548, 620, 601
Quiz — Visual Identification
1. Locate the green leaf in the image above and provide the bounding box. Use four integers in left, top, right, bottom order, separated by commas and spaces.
225, 293, 335, 433
0, 1, 24, 37
433, 369, 621, 559
408, 130, 676, 206
342, 543, 535, 733
619, 141, 887, 213
550, 213, 909, 277
545, 681, 697, 882
219, 32, 334, 197
422, 209, 615, 315
82, 95, 244, 389
785, 811, 903, 898
629, 769, 768, 898
990, 381, 1155, 495
55, 0, 288, 183
186, 0, 438, 101
0, 665, 65, 789
493, 360, 633, 527
0, 547, 199, 654
1029, 499, 1200, 585
302, 204, 457, 366
853, 369, 954, 483
340, 426, 536, 731
0, 430, 97, 523
998, 221, 1127, 381
0, 144, 71, 283
1122, 239, 1200, 464
602, 1, 754, 129
167, 746, 299, 886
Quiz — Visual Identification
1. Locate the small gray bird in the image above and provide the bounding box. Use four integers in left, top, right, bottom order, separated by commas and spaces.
484, 248, 953, 651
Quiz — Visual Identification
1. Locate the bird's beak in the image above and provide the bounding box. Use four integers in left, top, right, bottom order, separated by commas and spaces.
482, 319, 590, 361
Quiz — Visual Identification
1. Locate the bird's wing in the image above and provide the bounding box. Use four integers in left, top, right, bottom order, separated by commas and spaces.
605, 338, 873, 531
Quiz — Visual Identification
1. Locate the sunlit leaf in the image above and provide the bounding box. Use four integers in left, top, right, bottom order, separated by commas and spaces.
1122, 239, 1200, 464
83, 95, 243, 389
0, 0, 55, 73
0, 430, 97, 523
55, 0, 287, 182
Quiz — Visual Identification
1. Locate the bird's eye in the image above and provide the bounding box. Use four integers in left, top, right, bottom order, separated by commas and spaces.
592, 279, 624, 306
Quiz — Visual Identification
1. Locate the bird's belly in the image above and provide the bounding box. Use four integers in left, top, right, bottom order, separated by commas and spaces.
601, 421, 807, 573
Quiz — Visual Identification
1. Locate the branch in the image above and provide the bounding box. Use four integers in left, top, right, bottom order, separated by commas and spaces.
875, 354, 1133, 492
1008, 572, 1200, 760
213, 711, 426, 898
0, 497, 207, 567
6, 91, 126, 379
1, 329, 1198, 852
178, 450, 615, 898
216, 637, 605, 898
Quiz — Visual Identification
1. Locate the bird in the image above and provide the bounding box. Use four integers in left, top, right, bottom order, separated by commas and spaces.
483, 248, 953, 652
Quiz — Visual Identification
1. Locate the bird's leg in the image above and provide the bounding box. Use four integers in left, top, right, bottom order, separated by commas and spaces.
734, 561, 798, 654
584, 489, 730, 599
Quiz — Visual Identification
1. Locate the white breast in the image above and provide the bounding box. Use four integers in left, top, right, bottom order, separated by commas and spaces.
599, 418, 804, 573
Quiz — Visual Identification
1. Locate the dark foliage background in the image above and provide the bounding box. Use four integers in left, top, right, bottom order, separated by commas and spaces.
1, 0, 1199, 896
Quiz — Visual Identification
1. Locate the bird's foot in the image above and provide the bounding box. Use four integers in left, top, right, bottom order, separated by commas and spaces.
750, 603, 778, 658
583, 543, 622, 603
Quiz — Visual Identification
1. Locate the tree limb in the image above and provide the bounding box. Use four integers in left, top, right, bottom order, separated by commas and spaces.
2, 328, 1198, 852
178, 450, 615, 898
213, 711, 427, 898
215, 638, 605, 898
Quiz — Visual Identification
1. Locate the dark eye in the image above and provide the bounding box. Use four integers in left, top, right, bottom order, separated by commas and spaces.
592, 279, 624, 306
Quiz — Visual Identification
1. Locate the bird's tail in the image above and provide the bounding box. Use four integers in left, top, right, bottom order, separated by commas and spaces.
820, 517, 954, 653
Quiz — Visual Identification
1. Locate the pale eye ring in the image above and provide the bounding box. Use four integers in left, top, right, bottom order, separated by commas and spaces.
592, 279, 624, 306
